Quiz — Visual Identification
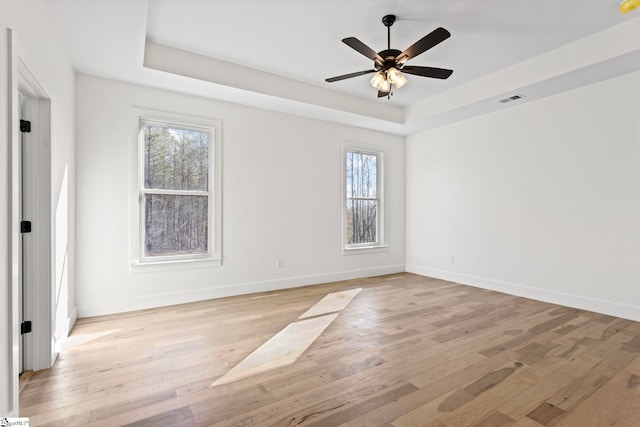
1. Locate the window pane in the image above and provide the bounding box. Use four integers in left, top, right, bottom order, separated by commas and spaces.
145, 194, 208, 257
346, 199, 377, 245
346, 151, 377, 198
144, 125, 209, 191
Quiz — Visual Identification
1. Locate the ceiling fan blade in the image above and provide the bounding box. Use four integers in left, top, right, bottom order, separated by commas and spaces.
325, 69, 377, 82
342, 37, 384, 65
401, 65, 453, 79
396, 27, 451, 64
377, 90, 390, 98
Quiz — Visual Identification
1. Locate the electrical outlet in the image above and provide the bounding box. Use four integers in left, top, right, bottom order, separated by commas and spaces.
450, 255, 455, 263
277, 259, 284, 269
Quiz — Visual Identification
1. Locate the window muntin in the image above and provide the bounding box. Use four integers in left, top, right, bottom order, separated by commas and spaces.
345, 149, 382, 248
139, 120, 213, 262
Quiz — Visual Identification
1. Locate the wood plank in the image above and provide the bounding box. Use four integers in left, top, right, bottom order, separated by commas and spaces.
552, 369, 640, 426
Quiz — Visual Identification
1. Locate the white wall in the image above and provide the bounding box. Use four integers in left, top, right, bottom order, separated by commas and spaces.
75, 74, 405, 317
406, 71, 640, 320
0, 0, 76, 416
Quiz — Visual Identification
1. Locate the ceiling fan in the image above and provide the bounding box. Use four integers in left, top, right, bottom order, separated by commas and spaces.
325, 15, 453, 99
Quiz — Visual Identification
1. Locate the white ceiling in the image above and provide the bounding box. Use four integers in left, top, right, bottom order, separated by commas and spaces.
47, 0, 640, 135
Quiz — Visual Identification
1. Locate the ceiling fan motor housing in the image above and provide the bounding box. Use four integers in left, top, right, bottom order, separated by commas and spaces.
376, 49, 403, 70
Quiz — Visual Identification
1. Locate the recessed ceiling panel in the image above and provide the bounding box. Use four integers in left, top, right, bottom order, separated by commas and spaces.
145, 0, 634, 106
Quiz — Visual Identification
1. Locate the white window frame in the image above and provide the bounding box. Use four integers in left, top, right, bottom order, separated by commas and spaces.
342, 143, 386, 253
130, 108, 222, 270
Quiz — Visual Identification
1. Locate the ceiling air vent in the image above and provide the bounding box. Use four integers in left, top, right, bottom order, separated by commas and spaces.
499, 93, 526, 104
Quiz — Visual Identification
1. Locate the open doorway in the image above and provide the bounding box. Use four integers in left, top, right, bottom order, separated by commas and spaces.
9, 29, 54, 415
16, 55, 54, 372
18, 91, 26, 376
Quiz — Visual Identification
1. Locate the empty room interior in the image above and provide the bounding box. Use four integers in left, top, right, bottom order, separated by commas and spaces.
2, 0, 640, 425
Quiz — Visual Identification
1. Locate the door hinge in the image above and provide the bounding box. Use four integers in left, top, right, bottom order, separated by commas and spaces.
21, 321, 32, 335
20, 220, 32, 233
20, 119, 31, 133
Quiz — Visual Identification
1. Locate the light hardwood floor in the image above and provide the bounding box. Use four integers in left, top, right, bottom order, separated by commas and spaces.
20, 273, 640, 426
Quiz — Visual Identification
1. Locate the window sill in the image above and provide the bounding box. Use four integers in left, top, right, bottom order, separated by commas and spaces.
130, 257, 222, 273
342, 245, 388, 255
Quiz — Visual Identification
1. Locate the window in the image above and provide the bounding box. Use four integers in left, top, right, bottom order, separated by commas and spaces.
133, 111, 221, 267
344, 148, 384, 250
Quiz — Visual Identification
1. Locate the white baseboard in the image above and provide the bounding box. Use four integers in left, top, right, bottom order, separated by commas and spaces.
406, 264, 640, 322
78, 265, 404, 317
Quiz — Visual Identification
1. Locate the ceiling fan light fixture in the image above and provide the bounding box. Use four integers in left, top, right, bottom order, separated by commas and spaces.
386, 67, 401, 83
370, 71, 385, 89
378, 78, 391, 92
395, 73, 408, 89
386, 67, 408, 88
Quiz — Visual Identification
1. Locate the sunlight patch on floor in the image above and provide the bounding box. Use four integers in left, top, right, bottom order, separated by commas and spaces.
57, 329, 120, 352
211, 288, 361, 387
212, 313, 338, 386
298, 288, 362, 319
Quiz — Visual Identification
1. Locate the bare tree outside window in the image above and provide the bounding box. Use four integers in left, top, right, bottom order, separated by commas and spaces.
346, 150, 379, 246
142, 124, 210, 257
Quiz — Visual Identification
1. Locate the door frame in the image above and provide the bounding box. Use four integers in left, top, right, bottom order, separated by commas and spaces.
8, 28, 54, 415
